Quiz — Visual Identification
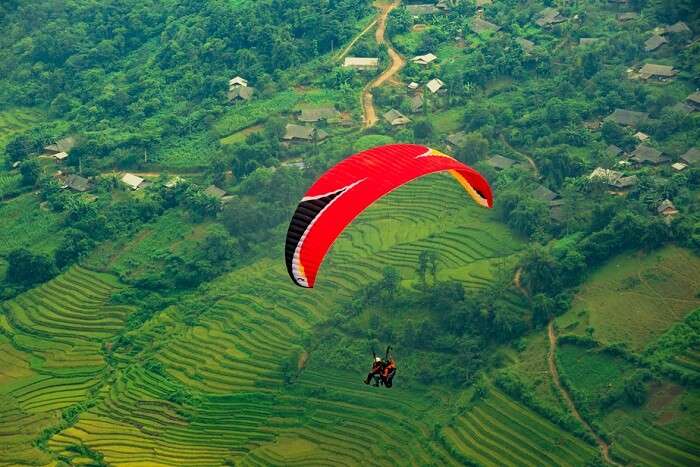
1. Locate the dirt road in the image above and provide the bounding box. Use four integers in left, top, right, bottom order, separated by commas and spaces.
500, 135, 539, 177
362, 0, 405, 127
547, 321, 620, 465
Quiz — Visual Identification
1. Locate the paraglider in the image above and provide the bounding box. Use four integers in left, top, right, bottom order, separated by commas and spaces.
364, 346, 397, 388
284, 144, 494, 288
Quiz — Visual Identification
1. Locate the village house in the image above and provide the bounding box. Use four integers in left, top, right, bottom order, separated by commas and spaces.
228, 86, 255, 103
588, 167, 638, 189
283, 124, 328, 142
634, 131, 650, 142
61, 174, 91, 193
281, 160, 306, 170
485, 155, 516, 170
686, 91, 700, 111
607, 108, 649, 127
516, 37, 535, 54
535, 8, 566, 28
409, 94, 424, 113
446, 131, 468, 150
412, 53, 437, 65
532, 184, 565, 221
470, 17, 500, 34
343, 57, 379, 70
426, 78, 445, 94
53, 151, 69, 162
665, 21, 691, 35
408, 82, 420, 91
297, 106, 339, 123
638, 63, 677, 81
644, 34, 668, 52
657, 199, 678, 222
164, 176, 184, 188
405, 4, 441, 17
229, 76, 248, 88
204, 185, 226, 200
607, 145, 624, 158
670, 101, 694, 115
680, 147, 700, 166
672, 162, 687, 171
532, 184, 559, 204
121, 173, 145, 190
630, 144, 667, 165
44, 136, 76, 156
617, 12, 639, 22
476, 0, 492, 6
579, 38, 599, 46
383, 109, 411, 126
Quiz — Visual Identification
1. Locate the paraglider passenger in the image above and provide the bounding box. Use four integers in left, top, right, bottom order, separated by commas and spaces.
364, 355, 384, 387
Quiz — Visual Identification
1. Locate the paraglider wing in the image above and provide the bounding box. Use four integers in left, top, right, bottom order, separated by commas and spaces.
285, 144, 493, 288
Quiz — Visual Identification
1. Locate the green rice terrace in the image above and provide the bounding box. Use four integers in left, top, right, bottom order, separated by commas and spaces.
2, 0, 700, 464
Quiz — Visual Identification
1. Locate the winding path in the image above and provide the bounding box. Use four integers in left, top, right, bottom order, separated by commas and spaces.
500, 135, 539, 177
362, 0, 405, 127
336, 18, 378, 62
547, 321, 620, 466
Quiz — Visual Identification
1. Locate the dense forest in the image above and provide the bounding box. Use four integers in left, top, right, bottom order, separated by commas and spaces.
1, 0, 699, 465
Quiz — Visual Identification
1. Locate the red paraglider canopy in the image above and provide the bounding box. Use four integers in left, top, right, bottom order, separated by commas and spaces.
285, 144, 493, 288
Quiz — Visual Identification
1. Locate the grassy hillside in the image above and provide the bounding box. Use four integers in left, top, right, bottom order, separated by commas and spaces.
0, 174, 560, 466
556, 246, 700, 351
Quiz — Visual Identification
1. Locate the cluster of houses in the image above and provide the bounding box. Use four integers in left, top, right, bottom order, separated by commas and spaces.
644, 21, 691, 52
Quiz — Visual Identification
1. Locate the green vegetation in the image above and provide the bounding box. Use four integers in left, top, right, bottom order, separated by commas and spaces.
556, 246, 700, 350
1, 0, 700, 464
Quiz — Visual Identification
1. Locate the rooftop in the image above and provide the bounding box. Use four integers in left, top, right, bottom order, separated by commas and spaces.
630, 144, 665, 164
343, 57, 379, 68
516, 37, 535, 53
470, 17, 500, 34
63, 174, 90, 192
644, 34, 668, 52
44, 136, 76, 154
536, 7, 566, 27
532, 184, 559, 202
485, 155, 516, 170
204, 185, 227, 199
680, 147, 700, 165
639, 63, 677, 78
426, 78, 445, 94
227, 86, 255, 101
607, 108, 649, 127
298, 106, 339, 123
412, 53, 437, 65
121, 173, 144, 190
283, 123, 328, 141
383, 109, 411, 125
666, 21, 691, 34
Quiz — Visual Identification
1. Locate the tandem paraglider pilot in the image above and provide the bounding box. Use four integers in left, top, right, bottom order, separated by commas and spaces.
364, 346, 397, 388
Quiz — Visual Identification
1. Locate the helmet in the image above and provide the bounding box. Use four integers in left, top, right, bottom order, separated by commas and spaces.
375, 357, 382, 362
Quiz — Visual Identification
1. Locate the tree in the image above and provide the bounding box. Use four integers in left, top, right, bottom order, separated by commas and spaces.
380, 267, 401, 298
6, 248, 57, 285
20, 159, 41, 186
412, 120, 433, 140
455, 133, 489, 164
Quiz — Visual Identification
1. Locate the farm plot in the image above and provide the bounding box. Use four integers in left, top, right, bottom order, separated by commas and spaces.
556, 246, 700, 351
440, 387, 598, 466
0, 266, 132, 461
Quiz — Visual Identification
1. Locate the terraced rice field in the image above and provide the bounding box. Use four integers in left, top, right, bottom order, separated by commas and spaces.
0, 108, 42, 149
0, 266, 132, 466
609, 418, 700, 466
441, 387, 598, 466
2, 173, 534, 464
